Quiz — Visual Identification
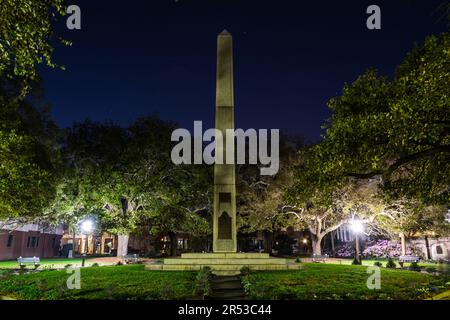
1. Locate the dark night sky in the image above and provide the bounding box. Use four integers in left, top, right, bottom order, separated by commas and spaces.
42, 0, 449, 142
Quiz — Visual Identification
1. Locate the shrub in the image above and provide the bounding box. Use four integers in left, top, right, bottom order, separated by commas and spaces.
241, 276, 252, 295
240, 266, 251, 276
295, 257, 302, 263
116, 261, 123, 266
333, 243, 355, 258
374, 261, 383, 267
425, 267, 436, 273
91, 263, 99, 267
362, 240, 424, 259
195, 267, 212, 297
386, 258, 396, 269
408, 262, 421, 272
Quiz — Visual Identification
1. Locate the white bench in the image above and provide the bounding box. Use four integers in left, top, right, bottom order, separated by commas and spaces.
312, 254, 329, 263
399, 255, 420, 263
122, 254, 140, 264
17, 256, 40, 269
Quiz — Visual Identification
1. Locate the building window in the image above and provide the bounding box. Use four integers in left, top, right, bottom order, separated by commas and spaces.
436, 245, 443, 255
6, 235, 13, 247
177, 239, 184, 249
28, 236, 39, 248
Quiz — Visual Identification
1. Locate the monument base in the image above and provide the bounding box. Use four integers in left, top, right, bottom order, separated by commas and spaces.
145, 252, 301, 275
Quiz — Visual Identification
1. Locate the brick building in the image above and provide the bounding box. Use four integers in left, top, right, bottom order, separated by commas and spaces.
0, 223, 64, 260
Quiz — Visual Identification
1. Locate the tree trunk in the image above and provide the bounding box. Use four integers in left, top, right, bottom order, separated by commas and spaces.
263, 231, 273, 254
330, 231, 335, 257
117, 234, 129, 258
72, 228, 77, 255
168, 232, 177, 257
312, 235, 323, 255
355, 235, 361, 264
424, 236, 431, 260
400, 232, 407, 256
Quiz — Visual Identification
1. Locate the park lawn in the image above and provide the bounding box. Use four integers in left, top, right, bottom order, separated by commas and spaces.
0, 258, 96, 269
323, 259, 449, 274
290, 257, 439, 268
242, 263, 450, 300
0, 265, 197, 300
332, 258, 441, 269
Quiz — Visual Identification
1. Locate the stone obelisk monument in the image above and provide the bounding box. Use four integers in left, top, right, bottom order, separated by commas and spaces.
213, 30, 237, 253
146, 31, 300, 274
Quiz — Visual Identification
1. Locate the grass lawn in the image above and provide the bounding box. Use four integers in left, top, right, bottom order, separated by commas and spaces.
0, 258, 98, 269
291, 258, 449, 274
335, 258, 441, 268
292, 257, 440, 267
242, 263, 450, 300
0, 265, 197, 300
2, 262, 449, 300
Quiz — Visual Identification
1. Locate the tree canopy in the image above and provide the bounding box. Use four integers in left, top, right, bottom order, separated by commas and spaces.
315, 33, 449, 205
0, 0, 68, 96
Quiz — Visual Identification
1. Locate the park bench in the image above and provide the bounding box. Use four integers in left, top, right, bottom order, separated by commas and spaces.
122, 254, 140, 264
311, 254, 329, 263
399, 255, 420, 263
17, 256, 40, 269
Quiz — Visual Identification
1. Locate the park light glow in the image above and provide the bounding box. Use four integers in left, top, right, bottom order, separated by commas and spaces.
350, 219, 364, 234
81, 219, 94, 234
302, 238, 308, 244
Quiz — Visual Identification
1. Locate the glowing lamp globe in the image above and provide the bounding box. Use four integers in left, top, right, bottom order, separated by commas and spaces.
81, 220, 94, 233
350, 220, 364, 234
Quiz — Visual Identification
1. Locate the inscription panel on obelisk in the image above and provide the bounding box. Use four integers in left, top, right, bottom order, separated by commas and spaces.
213, 30, 237, 253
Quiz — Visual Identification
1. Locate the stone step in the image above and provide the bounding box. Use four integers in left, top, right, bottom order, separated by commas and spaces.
208, 290, 247, 300
145, 264, 163, 270
208, 275, 247, 300
213, 271, 242, 276
145, 263, 302, 274
212, 276, 240, 283
181, 253, 270, 259
211, 281, 242, 290
164, 258, 288, 265
162, 264, 291, 271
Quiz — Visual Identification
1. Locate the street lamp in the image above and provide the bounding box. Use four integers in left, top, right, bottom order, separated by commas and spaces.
80, 219, 94, 266
81, 220, 94, 234
350, 219, 363, 234
350, 218, 364, 264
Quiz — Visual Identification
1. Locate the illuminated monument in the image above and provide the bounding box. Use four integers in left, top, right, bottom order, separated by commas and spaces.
213, 30, 237, 253
146, 31, 299, 275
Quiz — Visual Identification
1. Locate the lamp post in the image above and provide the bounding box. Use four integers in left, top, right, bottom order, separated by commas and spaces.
80, 219, 94, 267
302, 238, 308, 254
350, 219, 364, 264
